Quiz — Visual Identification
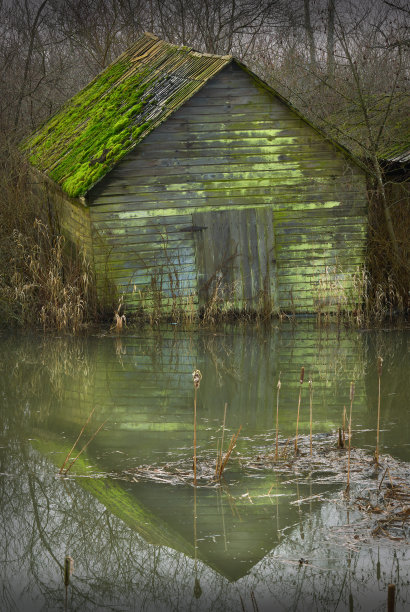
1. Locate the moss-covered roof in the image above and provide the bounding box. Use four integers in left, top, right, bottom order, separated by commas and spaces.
23, 32, 370, 198
324, 92, 410, 164
22, 33, 231, 197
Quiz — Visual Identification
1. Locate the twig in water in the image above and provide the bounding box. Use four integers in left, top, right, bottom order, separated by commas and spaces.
343, 406, 346, 447
378, 467, 389, 490
218, 425, 242, 479
217, 403, 227, 475
59, 407, 95, 474
375, 356, 383, 465
64, 420, 108, 474
309, 377, 313, 457
251, 590, 259, 612
346, 381, 355, 493
281, 437, 291, 459
215, 438, 220, 479
295, 367, 304, 455
64, 555, 74, 612
275, 373, 281, 460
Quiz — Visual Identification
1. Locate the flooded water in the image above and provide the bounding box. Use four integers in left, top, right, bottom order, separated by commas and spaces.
0, 323, 409, 611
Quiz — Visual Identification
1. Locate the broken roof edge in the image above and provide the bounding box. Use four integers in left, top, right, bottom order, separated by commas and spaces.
142, 31, 232, 60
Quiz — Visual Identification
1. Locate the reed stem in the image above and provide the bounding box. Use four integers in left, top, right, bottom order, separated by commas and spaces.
346, 381, 355, 492
309, 377, 313, 457
192, 369, 202, 486
194, 386, 197, 486
275, 374, 281, 461
295, 367, 304, 455
219, 403, 227, 473
219, 425, 242, 478
64, 420, 107, 474
59, 407, 95, 474
375, 356, 383, 465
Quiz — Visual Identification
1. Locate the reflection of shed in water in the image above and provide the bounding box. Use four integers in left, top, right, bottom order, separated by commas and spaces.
23, 33, 368, 314
33, 430, 316, 582
17, 327, 367, 582
46, 326, 366, 463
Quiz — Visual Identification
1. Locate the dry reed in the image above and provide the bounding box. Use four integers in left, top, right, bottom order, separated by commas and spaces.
192, 369, 202, 486
294, 367, 304, 455
64, 419, 108, 474
375, 356, 383, 465
216, 425, 242, 479
309, 377, 313, 457
346, 381, 355, 493
111, 296, 126, 332
59, 406, 96, 474
215, 403, 228, 477
343, 406, 346, 447
275, 374, 281, 460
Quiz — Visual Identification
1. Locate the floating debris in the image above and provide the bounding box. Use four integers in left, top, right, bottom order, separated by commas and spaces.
115, 432, 409, 541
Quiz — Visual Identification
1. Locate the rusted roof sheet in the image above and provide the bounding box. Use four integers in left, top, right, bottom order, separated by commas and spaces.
22, 33, 231, 197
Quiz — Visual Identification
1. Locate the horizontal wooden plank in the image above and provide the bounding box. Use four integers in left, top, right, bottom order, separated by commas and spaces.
92, 237, 195, 255
91, 179, 363, 203
112, 142, 358, 163
276, 255, 366, 268
103, 153, 363, 175
94, 259, 196, 275
90, 199, 364, 221
93, 249, 196, 266
102, 165, 357, 189
90, 198, 366, 219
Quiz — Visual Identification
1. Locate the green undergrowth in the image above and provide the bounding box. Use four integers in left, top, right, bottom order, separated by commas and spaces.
21, 59, 154, 197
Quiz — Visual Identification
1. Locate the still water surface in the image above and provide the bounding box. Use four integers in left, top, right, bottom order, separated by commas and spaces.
0, 323, 409, 611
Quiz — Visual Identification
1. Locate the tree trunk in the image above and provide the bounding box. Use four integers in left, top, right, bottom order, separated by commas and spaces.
304, 0, 316, 67
14, 0, 50, 130
326, 0, 335, 80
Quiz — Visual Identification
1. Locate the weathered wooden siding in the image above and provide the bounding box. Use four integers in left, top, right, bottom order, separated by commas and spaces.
87, 62, 368, 312
53, 188, 93, 260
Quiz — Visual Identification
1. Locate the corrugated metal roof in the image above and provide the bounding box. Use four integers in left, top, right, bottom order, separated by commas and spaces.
389, 150, 410, 163
22, 33, 231, 197
379, 145, 410, 164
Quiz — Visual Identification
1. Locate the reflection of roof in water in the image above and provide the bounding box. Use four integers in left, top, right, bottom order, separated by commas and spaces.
33, 428, 308, 581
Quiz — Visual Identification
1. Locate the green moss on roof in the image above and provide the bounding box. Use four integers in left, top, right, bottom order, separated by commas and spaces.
324, 92, 410, 163
23, 61, 153, 197
21, 33, 231, 197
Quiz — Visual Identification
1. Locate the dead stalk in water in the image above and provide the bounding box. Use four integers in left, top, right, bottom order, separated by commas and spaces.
275, 374, 281, 461
64, 555, 74, 612
218, 403, 227, 474
215, 438, 220, 478
281, 437, 291, 459
309, 377, 313, 457
64, 420, 108, 474
59, 407, 95, 474
192, 369, 202, 486
346, 381, 355, 493
295, 367, 304, 455
375, 356, 383, 465
343, 406, 346, 447
218, 425, 242, 479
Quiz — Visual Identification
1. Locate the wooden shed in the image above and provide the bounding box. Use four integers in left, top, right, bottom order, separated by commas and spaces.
23, 32, 369, 315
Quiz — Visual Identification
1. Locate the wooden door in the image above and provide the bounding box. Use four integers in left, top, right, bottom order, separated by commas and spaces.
192, 207, 278, 311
